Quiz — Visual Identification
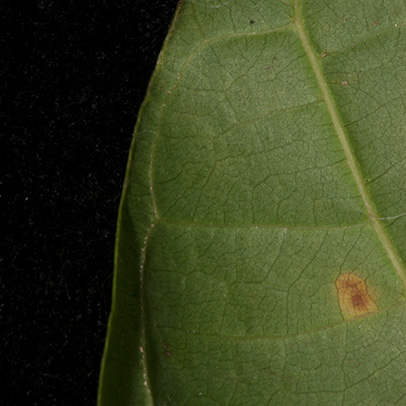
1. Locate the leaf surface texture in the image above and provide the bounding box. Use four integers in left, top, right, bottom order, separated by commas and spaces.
99, 1, 406, 404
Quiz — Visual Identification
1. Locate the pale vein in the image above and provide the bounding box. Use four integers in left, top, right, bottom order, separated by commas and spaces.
293, 0, 406, 288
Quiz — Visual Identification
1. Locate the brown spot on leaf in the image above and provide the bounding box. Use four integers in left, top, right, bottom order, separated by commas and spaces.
336, 273, 377, 319
163, 340, 172, 358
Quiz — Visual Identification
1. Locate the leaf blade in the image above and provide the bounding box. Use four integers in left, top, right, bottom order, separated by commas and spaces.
99, 1, 406, 404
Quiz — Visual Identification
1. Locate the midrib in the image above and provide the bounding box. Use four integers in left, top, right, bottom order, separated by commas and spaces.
293, 0, 406, 288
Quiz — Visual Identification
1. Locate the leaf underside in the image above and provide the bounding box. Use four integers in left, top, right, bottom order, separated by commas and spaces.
99, 1, 406, 405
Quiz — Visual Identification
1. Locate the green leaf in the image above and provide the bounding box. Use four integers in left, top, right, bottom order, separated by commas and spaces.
99, 0, 406, 404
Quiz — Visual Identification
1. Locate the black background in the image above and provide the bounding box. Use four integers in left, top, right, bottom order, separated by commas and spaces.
2, 1, 178, 404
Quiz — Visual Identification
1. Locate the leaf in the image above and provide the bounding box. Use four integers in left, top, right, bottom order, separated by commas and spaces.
99, 0, 406, 404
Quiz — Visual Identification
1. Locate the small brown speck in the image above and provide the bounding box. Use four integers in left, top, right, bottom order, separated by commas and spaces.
249, 19, 255, 25
163, 340, 172, 358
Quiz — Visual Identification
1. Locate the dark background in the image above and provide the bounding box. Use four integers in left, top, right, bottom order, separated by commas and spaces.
2, 1, 178, 404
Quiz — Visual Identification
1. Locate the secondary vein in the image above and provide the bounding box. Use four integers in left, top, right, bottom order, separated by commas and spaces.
293, 0, 406, 288
139, 222, 157, 405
